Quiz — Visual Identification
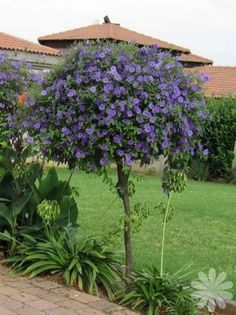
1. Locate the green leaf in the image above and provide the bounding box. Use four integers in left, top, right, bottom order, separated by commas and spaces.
0, 203, 13, 227
13, 193, 32, 216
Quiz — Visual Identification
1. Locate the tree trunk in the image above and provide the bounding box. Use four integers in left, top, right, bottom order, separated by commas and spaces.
116, 159, 133, 276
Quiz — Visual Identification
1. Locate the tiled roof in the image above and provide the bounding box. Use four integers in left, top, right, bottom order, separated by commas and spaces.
191, 66, 236, 98
179, 53, 213, 65
0, 32, 60, 56
38, 23, 190, 53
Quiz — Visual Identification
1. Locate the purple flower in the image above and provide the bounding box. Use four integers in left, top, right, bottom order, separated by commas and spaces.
26, 136, 34, 144
67, 89, 76, 97
62, 127, 70, 135
117, 149, 124, 157
162, 138, 170, 149
108, 108, 116, 117
187, 129, 193, 136
33, 123, 41, 129
41, 90, 47, 96
125, 154, 133, 165
75, 149, 86, 158
57, 111, 63, 119
197, 110, 207, 119
89, 86, 96, 93
114, 135, 122, 144
0, 103, 5, 109
203, 148, 209, 156
199, 71, 210, 83
144, 124, 151, 133
127, 76, 134, 82
100, 157, 109, 166
98, 103, 105, 111
102, 77, 109, 84
132, 98, 139, 105
86, 128, 93, 135
127, 110, 133, 117
76, 75, 82, 84
99, 52, 105, 58
104, 84, 113, 93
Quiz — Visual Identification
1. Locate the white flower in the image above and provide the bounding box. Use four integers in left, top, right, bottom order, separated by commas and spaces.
191, 268, 233, 312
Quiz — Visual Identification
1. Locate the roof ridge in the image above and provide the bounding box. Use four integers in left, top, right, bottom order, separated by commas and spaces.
0, 31, 59, 56
38, 24, 100, 41
111, 23, 190, 52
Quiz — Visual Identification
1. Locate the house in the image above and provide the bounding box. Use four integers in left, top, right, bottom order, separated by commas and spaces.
0, 31, 60, 71
38, 17, 213, 68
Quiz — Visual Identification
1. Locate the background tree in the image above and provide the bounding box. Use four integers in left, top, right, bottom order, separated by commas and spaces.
13, 42, 208, 275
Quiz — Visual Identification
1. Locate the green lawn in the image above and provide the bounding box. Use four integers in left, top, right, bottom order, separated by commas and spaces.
58, 168, 236, 294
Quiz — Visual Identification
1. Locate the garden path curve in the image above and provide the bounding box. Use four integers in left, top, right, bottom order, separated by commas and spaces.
0, 265, 137, 315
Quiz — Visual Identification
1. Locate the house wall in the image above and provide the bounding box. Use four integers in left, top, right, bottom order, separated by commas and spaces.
1, 49, 60, 71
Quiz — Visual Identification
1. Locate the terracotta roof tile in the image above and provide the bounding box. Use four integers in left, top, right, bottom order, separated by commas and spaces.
0, 32, 60, 56
190, 66, 236, 98
38, 23, 190, 53
179, 53, 213, 65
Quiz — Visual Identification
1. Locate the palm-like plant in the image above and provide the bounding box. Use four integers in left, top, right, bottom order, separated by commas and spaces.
120, 266, 197, 315
4, 228, 122, 299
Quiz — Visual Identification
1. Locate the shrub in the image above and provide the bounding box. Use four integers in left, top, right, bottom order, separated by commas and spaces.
120, 266, 197, 315
4, 227, 122, 298
190, 97, 236, 179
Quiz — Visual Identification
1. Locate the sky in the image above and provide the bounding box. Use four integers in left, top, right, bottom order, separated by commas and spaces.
0, 0, 235, 66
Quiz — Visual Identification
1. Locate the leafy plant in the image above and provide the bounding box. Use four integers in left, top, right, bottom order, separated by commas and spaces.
4, 227, 122, 299
187, 160, 210, 181
120, 266, 197, 315
0, 141, 78, 253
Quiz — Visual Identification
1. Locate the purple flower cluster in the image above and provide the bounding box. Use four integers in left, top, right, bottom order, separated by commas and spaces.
12, 43, 208, 169
0, 52, 42, 136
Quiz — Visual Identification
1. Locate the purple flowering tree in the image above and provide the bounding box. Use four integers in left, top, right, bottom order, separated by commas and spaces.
16, 42, 208, 275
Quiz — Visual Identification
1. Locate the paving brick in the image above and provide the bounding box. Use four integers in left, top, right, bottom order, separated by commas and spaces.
26, 298, 58, 311
57, 300, 89, 311
11, 292, 39, 303
16, 306, 45, 315
45, 307, 78, 315
0, 286, 19, 296
89, 300, 124, 313
33, 279, 63, 290
70, 291, 100, 304
1, 298, 24, 310
0, 306, 16, 315
32, 289, 68, 303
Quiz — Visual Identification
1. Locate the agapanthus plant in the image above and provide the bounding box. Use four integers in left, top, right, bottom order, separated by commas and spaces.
11, 42, 209, 274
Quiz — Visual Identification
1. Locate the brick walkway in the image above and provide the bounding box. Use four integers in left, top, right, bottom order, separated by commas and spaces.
0, 265, 137, 315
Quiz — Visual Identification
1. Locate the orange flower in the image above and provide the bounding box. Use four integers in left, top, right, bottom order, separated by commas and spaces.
17, 92, 27, 106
